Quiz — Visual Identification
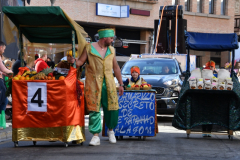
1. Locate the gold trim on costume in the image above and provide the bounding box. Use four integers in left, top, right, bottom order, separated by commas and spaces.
85, 44, 118, 112
97, 28, 114, 32
12, 125, 85, 144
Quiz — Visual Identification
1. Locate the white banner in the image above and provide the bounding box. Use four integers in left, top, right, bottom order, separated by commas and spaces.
97, 3, 120, 17
96, 3, 129, 18
27, 82, 47, 112
121, 6, 129, 18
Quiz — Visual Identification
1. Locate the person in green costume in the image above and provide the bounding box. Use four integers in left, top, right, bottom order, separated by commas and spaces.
75, 28, 124, 146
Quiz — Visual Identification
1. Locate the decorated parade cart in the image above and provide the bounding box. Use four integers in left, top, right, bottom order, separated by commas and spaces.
3, 6, 87, 147
172, 32, 240, 140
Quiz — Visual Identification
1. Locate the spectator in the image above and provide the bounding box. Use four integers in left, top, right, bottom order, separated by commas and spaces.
34, 50, 49, 72
12, 50, 27, 75
46, 57, 55, 69
2, 58, 11, 121
26, 56, 35, 71
57, 50, 74, 69
4, 60, 12, 70
0, 41, 13, 129
11, 59, 16, 64
35, 54, 39, 60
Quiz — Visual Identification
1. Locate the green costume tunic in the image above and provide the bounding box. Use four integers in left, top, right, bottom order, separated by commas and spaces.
88, 44, 119, 134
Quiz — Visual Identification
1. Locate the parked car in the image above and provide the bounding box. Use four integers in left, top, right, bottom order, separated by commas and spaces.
119, 57, 184, 114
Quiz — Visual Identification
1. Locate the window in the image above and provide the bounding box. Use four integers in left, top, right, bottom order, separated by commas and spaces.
197, 0, 202, 13
209, 0, 214, 14
185, 0, 190, 11
172, 0, 178, 5
235, 18, 240, 28
121, 60, 178, 75
221, 0, 226, 15
196, 56, 201, 68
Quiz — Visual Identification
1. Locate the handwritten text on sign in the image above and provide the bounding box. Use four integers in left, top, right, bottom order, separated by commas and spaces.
106, 92, 155, 136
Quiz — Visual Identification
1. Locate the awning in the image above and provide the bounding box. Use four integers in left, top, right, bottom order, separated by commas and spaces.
3, 6, 87, 44
185, 32, 239, 51
2, 6, 88, 57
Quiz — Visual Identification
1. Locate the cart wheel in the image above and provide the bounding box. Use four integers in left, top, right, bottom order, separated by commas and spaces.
143, 137, 146, 141
81, 142, 83, 146
187, 134, 190, 139
120, 136, 123, 140
14, 141, 18, 147
64, 142, 68, 147
115, 136, 119, 140
228, 135, 231, 139
138, 136, 141, 140
33, 141, 37, 146
230, 135, 233, 141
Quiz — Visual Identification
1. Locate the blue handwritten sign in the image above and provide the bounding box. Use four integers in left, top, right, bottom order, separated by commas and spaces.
105, 91, 155, 136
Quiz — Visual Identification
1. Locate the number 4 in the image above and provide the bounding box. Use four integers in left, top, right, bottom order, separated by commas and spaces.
31, 88, 44, 107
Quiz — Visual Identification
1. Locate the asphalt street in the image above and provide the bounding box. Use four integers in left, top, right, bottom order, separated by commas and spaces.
1, 115, 240, 160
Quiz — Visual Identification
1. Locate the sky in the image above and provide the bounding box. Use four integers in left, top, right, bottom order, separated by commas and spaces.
17, 0, 24, 6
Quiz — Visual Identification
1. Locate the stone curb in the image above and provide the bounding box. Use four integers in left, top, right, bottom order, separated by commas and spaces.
0, 129, 12, 141
0, 122, 12, 142
234, 131, 240, 139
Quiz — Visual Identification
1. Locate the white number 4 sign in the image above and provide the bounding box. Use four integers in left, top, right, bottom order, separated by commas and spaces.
27, 82, 47, 112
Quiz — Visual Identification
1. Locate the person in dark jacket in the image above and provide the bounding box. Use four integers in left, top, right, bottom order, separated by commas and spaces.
35, 54, 39, 60
46, 57, 55, 69
12, 50, 27, 75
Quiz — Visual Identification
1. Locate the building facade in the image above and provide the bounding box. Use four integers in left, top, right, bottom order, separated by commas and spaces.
0, 0, 24, 59
235, 0, 240, 40
25, 0, 235, 68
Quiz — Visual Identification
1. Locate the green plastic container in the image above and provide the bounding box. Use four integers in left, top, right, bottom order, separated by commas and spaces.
0, 110, 6, 129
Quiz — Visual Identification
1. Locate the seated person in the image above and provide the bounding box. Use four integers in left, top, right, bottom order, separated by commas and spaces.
123, 66, 146, 87
57, 50, 74, 69
26, 56, 35, 71
162, 65, 172, 74
205, 60, 217, 74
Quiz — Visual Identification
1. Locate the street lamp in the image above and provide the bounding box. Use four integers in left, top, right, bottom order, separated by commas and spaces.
50, 0, 56, 6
